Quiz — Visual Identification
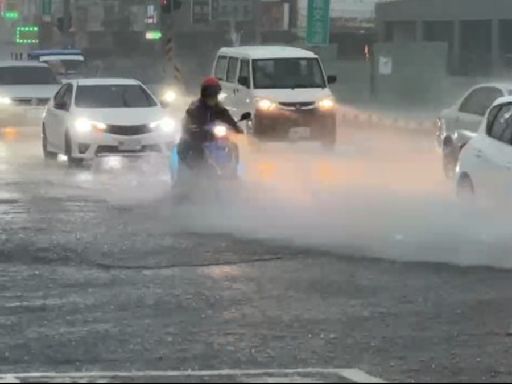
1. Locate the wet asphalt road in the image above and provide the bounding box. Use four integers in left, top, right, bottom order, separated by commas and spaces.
1, 126, 512, 383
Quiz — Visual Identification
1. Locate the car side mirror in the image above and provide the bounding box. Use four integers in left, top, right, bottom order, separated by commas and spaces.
238, 76, 249, 88
327, 75, 337, 85
240, 112, 252, 122
160, 99, 171, 109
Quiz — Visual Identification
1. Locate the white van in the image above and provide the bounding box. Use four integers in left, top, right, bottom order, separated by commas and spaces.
212, 46, 338, 147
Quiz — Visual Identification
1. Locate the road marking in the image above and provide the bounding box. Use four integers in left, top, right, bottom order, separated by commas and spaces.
240, 376, 324, 383
0, 369, 386, 383
0, 375, 20, 383
342, 369, 387, 383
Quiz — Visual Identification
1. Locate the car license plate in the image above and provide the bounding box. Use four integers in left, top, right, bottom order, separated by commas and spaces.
289, 127, 311, 140
118, 139, 142, 151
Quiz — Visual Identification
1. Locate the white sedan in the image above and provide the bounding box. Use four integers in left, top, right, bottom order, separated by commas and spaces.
437, 83, 512, 178
42, 78, 179, 166
456, 96, 512, 200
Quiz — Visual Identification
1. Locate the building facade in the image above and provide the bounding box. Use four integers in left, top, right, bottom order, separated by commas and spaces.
376, 0, 512, 75
297, 0, 378, 59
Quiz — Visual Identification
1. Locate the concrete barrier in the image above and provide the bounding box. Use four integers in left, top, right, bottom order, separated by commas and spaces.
338, 104, 436, 132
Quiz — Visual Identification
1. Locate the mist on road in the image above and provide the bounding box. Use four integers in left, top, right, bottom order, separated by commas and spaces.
3, 123, 510, 271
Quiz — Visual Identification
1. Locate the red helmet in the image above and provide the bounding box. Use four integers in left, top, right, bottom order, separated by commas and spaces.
201, 76, 222, 99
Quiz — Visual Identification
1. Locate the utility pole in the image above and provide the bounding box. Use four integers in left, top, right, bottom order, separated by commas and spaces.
161, 0, 184, 86
254, 0, 262, 44
63, 0, 72, 48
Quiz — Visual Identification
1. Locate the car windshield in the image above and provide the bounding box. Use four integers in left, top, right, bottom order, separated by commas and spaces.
252, 58, 326, 89
75, 84, 158, 109
0, 66, 58, 85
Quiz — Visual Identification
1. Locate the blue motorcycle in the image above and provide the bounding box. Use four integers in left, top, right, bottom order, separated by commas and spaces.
170, 112, 251, 183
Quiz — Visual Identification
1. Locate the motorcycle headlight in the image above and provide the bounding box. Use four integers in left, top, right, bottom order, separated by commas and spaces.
75, 118, 106, 134
256, 98, 277, 112
161, 89, 177, 104
213, 124, 227, 138
151, 117, 176, 133
317, 98, 335, 111
436, 118, 446, 133
0, 96, 12, 105
219, 91, 228, 102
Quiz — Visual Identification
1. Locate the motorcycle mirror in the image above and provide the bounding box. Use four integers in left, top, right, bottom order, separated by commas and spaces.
239, 112, 251, 122
160, 99, 171, 109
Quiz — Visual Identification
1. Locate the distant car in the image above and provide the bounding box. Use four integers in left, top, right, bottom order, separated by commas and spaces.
42, 78, 179, 166
0, 61, 61, 125
29, 49, 90, 80
436, 83, 512, 178
456, 96, 512, 200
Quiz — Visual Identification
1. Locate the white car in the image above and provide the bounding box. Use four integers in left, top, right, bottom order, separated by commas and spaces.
456, 96, 512, 200
212, 46, 337, 148
437, 83, 512, 177
0, 61, 61, 125
42, 78, 179, 166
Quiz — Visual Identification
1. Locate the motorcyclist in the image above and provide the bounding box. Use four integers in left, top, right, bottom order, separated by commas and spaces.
178, 77, 243, 166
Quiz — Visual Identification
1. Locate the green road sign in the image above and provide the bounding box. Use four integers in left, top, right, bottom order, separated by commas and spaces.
16, 26, 39, 44
145, 30, 162, 40
42, 0, 52, 16
306, 0, 331, 46
2, 11, 19, 20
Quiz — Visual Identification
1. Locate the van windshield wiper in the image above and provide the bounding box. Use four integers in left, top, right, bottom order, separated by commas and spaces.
291, 84, 316, 89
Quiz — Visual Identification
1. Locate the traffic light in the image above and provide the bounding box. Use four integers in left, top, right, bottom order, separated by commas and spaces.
56, 15, 72, 33
173, 0, 183, 11
161, 0, 182, 14
57, 17, 65, 32
161, 0, 171, 14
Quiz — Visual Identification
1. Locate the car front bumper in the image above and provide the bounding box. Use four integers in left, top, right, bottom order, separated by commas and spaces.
253, 108, 336, 142
69, 131, 178, 160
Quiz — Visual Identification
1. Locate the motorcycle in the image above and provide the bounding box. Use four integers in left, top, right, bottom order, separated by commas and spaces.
170, 112, 251, 183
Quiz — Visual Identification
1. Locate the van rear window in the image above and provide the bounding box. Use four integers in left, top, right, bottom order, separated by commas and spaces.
0, 66, 58, 85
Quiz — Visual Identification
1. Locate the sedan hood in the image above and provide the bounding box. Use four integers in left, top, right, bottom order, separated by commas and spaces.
0, 84, 60, 98
73, 107, 167, 125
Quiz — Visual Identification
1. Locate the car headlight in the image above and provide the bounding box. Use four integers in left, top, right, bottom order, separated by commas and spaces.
213, 124, 227, 138
161, 89, 177, 104
151, 117, 176, 133
317, 98, 335, 111
75, 118, 107, 134
0, 96, 12, 105
256, 98, 277, 112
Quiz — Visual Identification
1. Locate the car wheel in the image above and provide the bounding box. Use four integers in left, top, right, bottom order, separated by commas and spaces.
457, 174, 474, 201
65, 131, 84, 168
42, 125, 57, 161
443, 140, 459, 179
